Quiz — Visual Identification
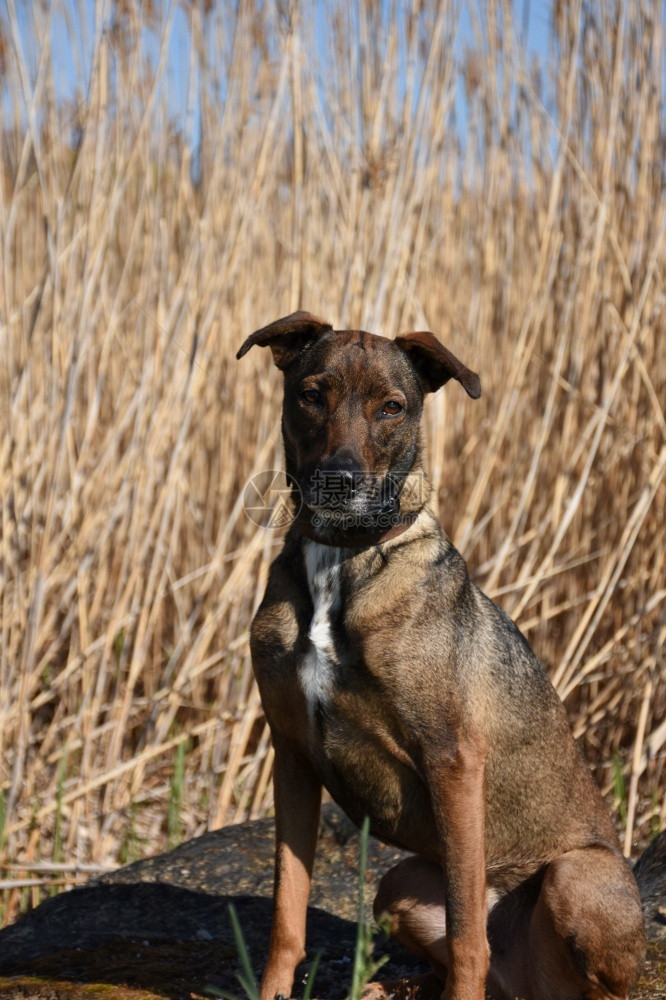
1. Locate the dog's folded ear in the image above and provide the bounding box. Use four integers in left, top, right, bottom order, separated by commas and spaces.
237, 312, 333, 369
396, 331, 481, 398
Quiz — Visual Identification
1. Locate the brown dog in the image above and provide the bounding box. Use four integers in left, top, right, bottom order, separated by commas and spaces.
237, 312, 646, 1000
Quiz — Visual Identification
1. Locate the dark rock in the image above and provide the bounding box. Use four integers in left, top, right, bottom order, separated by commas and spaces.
0, 806, 424, 999
0, 807, 663, 998
635, 831, 666, 942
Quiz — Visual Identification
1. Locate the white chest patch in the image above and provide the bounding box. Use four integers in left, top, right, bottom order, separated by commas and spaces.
300, 542, 343, 723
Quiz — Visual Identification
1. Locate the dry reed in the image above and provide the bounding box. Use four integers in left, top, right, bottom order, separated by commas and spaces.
0, 0, 664, 918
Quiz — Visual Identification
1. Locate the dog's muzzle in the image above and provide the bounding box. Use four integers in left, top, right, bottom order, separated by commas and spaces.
300, 468, 401, 527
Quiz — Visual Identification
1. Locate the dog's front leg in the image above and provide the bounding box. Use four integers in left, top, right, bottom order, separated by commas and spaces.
426, 733, 489, 1000
262, 733, 322, 1000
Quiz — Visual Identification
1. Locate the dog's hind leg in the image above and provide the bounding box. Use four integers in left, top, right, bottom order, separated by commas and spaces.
373, 856, 450, 981
371, 848, 646, 1000
488, 847, 646, 1000
524, 847, 646, 1000
369, 857, 505, 999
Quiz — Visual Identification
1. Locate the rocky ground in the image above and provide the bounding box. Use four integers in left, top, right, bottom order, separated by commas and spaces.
0, 806, 663, 1000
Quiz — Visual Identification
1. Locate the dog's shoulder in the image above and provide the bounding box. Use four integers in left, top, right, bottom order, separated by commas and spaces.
418, 535, 559, 709
249, 535, 310, 660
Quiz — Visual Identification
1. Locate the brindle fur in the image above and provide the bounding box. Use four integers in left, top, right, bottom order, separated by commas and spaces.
237, 312, 646, 1000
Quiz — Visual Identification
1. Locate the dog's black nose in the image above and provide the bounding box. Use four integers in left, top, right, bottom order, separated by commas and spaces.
322, 453, 362, 486
320, 449, 361, 475
314, 451, 364, 503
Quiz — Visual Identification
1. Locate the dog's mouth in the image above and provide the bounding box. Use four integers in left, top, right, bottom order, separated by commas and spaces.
298, 471, 402, 530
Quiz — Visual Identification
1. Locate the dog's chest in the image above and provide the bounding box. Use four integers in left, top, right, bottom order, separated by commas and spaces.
299, 542, 343, 723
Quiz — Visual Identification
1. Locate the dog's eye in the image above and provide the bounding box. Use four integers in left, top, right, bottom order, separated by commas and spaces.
300, 388, 322, 406
382, 400, 404, 416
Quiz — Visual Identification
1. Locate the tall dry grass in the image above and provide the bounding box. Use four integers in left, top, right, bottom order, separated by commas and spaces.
0, 0, 664, 917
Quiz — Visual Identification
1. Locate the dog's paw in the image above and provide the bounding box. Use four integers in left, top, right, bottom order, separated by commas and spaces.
361, 984, 394, 1000
362, 972, 443, 1000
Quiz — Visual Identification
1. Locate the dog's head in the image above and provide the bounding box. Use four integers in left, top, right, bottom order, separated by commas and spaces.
237, 312, 480, 536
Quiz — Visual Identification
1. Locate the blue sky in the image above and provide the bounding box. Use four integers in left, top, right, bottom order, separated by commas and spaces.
4, 0, 556, 154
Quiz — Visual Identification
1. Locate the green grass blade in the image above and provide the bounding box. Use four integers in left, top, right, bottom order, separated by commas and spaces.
302, 948, 322, 1000
227, 902, 260, 1000
612, 751, 627, 831
349, 815, 370, 1000
167, 738, 188, 849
